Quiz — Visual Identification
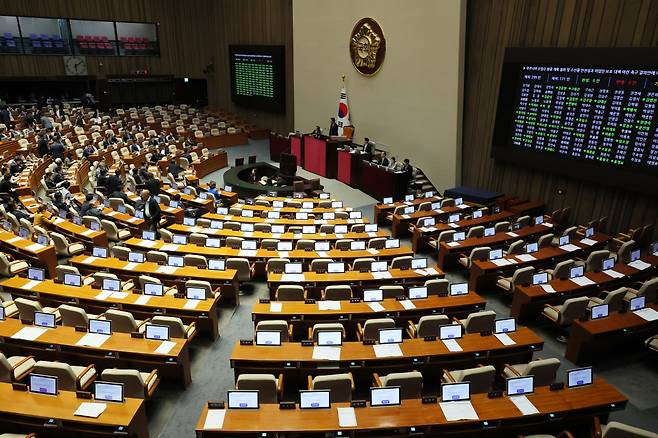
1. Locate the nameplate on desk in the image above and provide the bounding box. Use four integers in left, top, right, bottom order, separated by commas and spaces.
304, 299, 316, 305
131, 332, 145, 339
240, 339, 254, 346
279, 401, 296, 409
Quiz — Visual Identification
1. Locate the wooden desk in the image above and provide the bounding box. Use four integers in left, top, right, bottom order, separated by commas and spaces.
0, 383, 148, 438
232, 203, 355, 214
566, 304, 658, 365
125, 191, 185, 222
469, 233, 611, 290
0, 318, 191, 387
373, 196, 442, 225
1, 276, 222, 340
203, 212, 369, 227
412, 211, 515, 252
45, 216, 108, 248
252, 293, 486, 340
191, 150, 228, 178
512, 256, 658, 321
437, 222, 556, 269
358, 161, 408, 202
391, 204, 476, 238
196, 379, 625, 437
0, 230, 57, 278
197, 184, 238, 205
101, 208, 146, 234
230, 327, 543, 388
256, 195, 338, 205
162, 186, 215, 212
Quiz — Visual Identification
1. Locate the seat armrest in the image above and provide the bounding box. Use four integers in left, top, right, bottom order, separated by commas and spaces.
288, 324, 293, 340
307, 375, 313, 390
591, 417, 603, 438
442, 369, 456, 383
144, 370, 160, 397
503, 364, 521, 377
372, 373, 383, 388
277, 374, 284, 400
406, 320, 417, 338
356, 323, 364, 341
544, 304, 560, 314
136, 318, 152, 330
307, 327, 313, 340
186, 322, 197, 340
77, 364, 97, 390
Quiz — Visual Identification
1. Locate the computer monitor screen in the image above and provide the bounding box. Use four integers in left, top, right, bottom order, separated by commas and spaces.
448, 214, 460, 223
371, 261, 388, 272
630, 249, 641, 262
34, 311, 55, 328
241, 240, 257, 250
404, 206, 414, 214
228, 390, 259, 409
206, 238, 220, 248
277, 241, 293, 251
327, 262, 345, 273
186, 287, 206, 300
183, 217, 196, 226
284, 263, 302, 274
269, 225, 284, 235
405, 194, 414, 202
172, 235, 187, 245
526, 242, 538, 253
302, 201, 313, 209
411, 258, 427, 269
651, 241, 658, 254
585, 227, 594, 238
473, 210, 483, 219
350, 241, 366, 250
363, 289, 383, 302
335, 225, 348, 234
507, 376, 534, 396
169, 201, 179, 209
534, 216, 544, 225
441, 382, 470, 402
453, 232, 466, 241
145, 324, 170, 341
425, 191, 434, 198
302, 225, 315, 234
423, 218, 436, 227
28, 267, 45, 281
495, 318, 516, 334
273, 201, 284, 208
383, 197, 393, 204
64, 273, 81, 287
378, 328, 403, 344
89, 318, 112, 335
591, 304, 609, 320
129, 252, 145, 263
296, 213, 308, 220
242, 210, 254, 218
370, 386, 401, 407
142, 230, 155, 241
385, 239, 399, 249
559, 235, 570, 246
365, 224, 378, 232
333, 201, 344, 208
449, 283, 468, 296
532, 272, 549, 285
224, 185, 233, 192
217, 207, 229, 215
0, 306, 4, 321
455, 197, 464, 206
431, 202, 442, 210
37, 235, 49, 246
315, 241, 330, 251
567, 367, 593, 388
319, 193, 330, 199
18, 227, 29, 238
408, 286, 428, 300
602, 257, 615, 271
267, 211, 280, 219
102, 278, 121, 292
489, 249, 503, 260
73, 216, 83, 226
92, 246, 108, 258
168, 256, 184, 267
630, 296, 645, 311
299, 390, 331, 409
570, 266, 584, 278
144, 283, 164, 296
210, 220, 223, 229
349, 211, 362, 219
29, 374, 57, 395
317, 330, 342, 346
484, 227, 495, 237
209, 259, 226, 271
323, 212, 335, 220
439, 324, 463, 340
240, 223, 254, 232
256, 330, 281, 346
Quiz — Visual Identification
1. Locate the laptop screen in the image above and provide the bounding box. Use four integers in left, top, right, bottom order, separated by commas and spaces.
370, 386, 401, 407
277, 241, 293, 251
89, 318, 112, 335
449, 283, 468, 296
630, 296, 645, 311
506, 376, 534, 396
327, 262, 345, 273
186, 287, 206, 300
363, 289, 383, 302
439, 324, 463, 340
129, 251, 145, 263
532, 272, 549, 285
144, 283, 164, 296
228, 390, 259, 409
168, 255, 184, 267
591, 304, 609, 320
284, 263, 302, 274
408, 286, 428, 300
441, 382, 470, 402
29, 374, 57, 395
371, 261, 388, 272
567, 367, 593, 388
92, 246, 108, 258
299, 390, 331, 409
208, 259, 225, 271
411, 258, 427, 269
350, 241, 366, 250
378, 328, 403, 344
315, 241, 330, 251
255, 330, 281, 346
28, 267, 45, 281
317, 330, 342, 346
494, 318, 516, 334
102, 278, 121, 291
34, 311, 56, 328
385, 239, 399, 249
64, 273, 81, 287
145, 324, 170, 341
570, 266, 584, 278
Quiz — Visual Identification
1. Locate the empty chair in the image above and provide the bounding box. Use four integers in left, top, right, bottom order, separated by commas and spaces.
185, 280, 219, 299
391, 256, 413, 270
0, 352, 35, 383
275, 285, 305, 301
352, 258, 375, 271
538, 233, 554, 249
59, 304, 101, 328
236, 374, 282, 403
100, 368, 159, 399
407, 314, 450, 338
323, 285, 352, 300
189, 233, 208, 246
457, 310, 496, 333
495, 221, 510, 232
368, 237, 386, 249
14, 298, 60, 323
617, 240, 636, 264
515, 215, 531, 227
226, 257, 254, 281
151, 315, 196, 339
646, 335, 658, 354
0, 252, 29, 277
506, 240, 525, 255
496, 266, 535, 293
582, 250, 612, 272
102, 219, 132, 242
467, 226, 485, 239
502, 357, 560, 386
159, 229, 173, 243
310, 258, 333, 272
295, 239, 316, 251
373, 370, 423, 399
624, 277, 658, 303
357, 318, 395, 341
310, 323, 346, 342
104, 309, 148, 333
266, 258, 289, 273
226, 236, 243, 249
319, 224, 335, 234
441, 365, 496, 393
255, 320, 291, 342
223, 221, 240, 231
587, 287, 627, 312
548, 259, 575, 280
111, 245, 131, 260
425, 278, 449, 296
56, 265, 92, 284
542, 296, 590, 339
254, 223, 271, 233
350, 224, 365, 233
458, 246, 490, 268
51, 232, 85, 256
32, 360, 96, 391
595, 421, 658, 438
146, 251, 168, 265
309, 373, 354, 402
184, 254, 208, 268
441, 198, 455, 208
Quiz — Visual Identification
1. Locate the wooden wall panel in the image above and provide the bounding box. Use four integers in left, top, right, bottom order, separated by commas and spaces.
463, 0, 658, 237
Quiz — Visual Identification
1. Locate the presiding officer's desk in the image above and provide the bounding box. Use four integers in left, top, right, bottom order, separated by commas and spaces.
1, 276, 222, 341
390, 203, 476, 238
252, 293, 487, 340
230, 327, 543, 386
566, 304, 658, 365
469, 232, 611, 290
196, 379, 626, 437
0, 230, 57, 278
0, 382, 148, 438
374, 195, 442, 225
512, 255, 658, 322
0, 317, 191, 386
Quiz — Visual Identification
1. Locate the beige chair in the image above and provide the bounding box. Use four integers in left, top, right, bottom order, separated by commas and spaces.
157, 229, 173, 243
441, 198, 455, 208
189, 233, 208, 246
146, 250, 168, 265
0, 352, 35, 383
458, 246, 490, 268
456, 310, 496, 334
506, 240, 525, 255
581, 250, 612, 272
467, 226, 485, 239
310, 323, 346, 342
0, 252, 29, 277
616, 240, 636, 264
111, 245, 131, 259
101, 368, 160, 398
495, 221, 510, 232
185, 280, 219, 299
14, 297, 60, 323
587, 287, 627, 312
429, 231, 455, 249
595, 420, 658, 438
254, 223, 271, 233
442, 365, 496, 393
538, 233, 555, 249
32, 360, 97, 391
226, 257, 254, 282
407, 314, 450, 338
322, 285, 352, 301
226, 236, 243, 249
548, 259, 575, 280
56, 265, 93, 285
542, 296, 589, 331
335, 239, 353, 251
496, 266, 535, 293
51, 232, 85, 256
368, 237, 386, 250
502, 357, 560, 386
224, 221, 240, 231
104, 309, 149, 333
425, 279, 449, 296
310, 258, 333, 272
266, 258, 290, 273
391, 256, 413, 270
352, 258, 375, 271
309, 373, 354, 402
101, 219, 132, 242
184, 254, 208, 268
646, 335, 658, 354
295, 239, 315, 251
255, 320, 291, 342
319, 224, 335, 234
357, 318, 395, 341
275, 285, 306, 301
373, 370, 423, 399
515, 215, 531, 227
59, 304, 101, 328
151, 315, 196, 339
261, 239, 279, 250
350, 224, 365, 233
236, 373, 283, 403
624, 277, 658, 303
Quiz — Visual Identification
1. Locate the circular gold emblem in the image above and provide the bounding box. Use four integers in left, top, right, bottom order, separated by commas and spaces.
350, 18, 386, 76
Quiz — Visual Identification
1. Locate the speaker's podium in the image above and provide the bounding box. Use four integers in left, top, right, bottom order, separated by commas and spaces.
302, 135, 345, 179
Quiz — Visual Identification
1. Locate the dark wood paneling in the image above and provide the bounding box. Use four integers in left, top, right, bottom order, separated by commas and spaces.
463, 0, 658, 237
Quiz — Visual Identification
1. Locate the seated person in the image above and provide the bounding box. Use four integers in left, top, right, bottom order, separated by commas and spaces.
375, 151, 390, 167
79, 194, 103, 218
207, 181, 219, 197
168, 160, 184, 179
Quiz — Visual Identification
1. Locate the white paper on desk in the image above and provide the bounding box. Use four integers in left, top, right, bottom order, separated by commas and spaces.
95, 290, 113, 300
203, 409, 226, 430
449, 223, 459, 229
157, 265, 178, 274
515, 254, 536, 262
540, 284, 556, 293
400, 300, 416, 310
318, 300, 341, 311
371, 271, 392, 280
74, 402, 107, 418
317, 251, 329, 258
21, 280, 41, 290
559, 244, 580, 252
81, 229, 95, 236
77, 332, 110, 348
373, 343, 403, 358
434, 209, 445, 214
425, 267, 440, 276
507, 232, 519, 237
542, 222, 554, 228
26, 243, 46, 251
140, 240, 158, 248
442, 339, 463, 352
440, 400, 479, 421
160, 244, 180, 252
494, 333, 516, 346
366, 248, 379, 255
184, 299, 199, 310
265, 218, 275, 223
243, 232, 253, 238
53, 218, 65, 225
510, 395, 540, 415
633, 307, 658, 322
110, 292, 129, 299
492, 258, 513, 267
81, 256, 97, 264
580, 238, 597, 246
6, 236, 21, 243
447, 242, 460, 247
603, 269, 625, 278
281, 273, 305, 282
239, 250, 257, 257
458, 204, 469, 209
402, 214, 411, 219
570, 276, 596, 286
367, 232, 378, 238
134, 295, 152, 305
155, 340, 177, 354
277, 251, 289, 259
629, 260, 651, 270
269, 302, 282, 312
127, 217, 138, 223
414, 269, 427, 276
367, 302, 385, 312
335, 233, 344, 239
123, 262, 139, 271
337, 407, 358, 427
11, 326, 47, 341
312, 346, 341, 361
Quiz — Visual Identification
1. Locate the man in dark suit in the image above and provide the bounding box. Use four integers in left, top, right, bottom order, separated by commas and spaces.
37, 133, 49, 157
376, 151, 390, 167
107, 169, 123, 194
141, 189, 161, 236
329, 117, 339, 136
145, 173, 161, 195
168, 160, 184, 180
49, 139, 65, 159
363, 137, 375, 161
